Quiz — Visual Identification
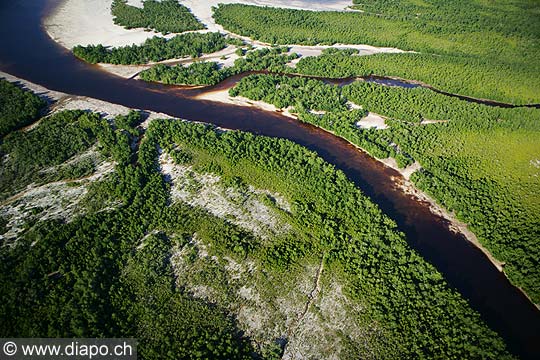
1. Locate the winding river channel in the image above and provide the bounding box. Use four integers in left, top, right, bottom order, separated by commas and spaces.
1, 0, 539, 358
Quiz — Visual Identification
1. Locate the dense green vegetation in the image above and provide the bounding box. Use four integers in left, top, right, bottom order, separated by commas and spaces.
0, 108, 255, 358
0, 110, 99, 200
229, 74, 346, 112
214, 2, 539, 57
141, 61, 226, 86
111, 0, 204, 34
0, 79, 517, 357
143, 119, 513, 358
228, 74, 403, 162
213, 3, 540, 104
229, 73, 540, 302
295, 51, 539, 105
0, 79, 46, 137
73, 33, 226, 65
139, 47, 297, 86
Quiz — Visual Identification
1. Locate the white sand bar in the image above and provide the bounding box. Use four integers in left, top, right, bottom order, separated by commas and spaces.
44, 0, 180, 49
45, 0, 409, 56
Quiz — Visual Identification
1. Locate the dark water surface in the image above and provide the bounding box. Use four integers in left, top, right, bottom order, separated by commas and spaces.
1, 1, 539, 358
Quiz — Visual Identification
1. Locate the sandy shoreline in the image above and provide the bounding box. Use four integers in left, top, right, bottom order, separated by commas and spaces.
195, 88, 297, 118
97, 45, 240, 79
44, 0, 411, 80
44, 0, 355, 49
44, 0, 182, 49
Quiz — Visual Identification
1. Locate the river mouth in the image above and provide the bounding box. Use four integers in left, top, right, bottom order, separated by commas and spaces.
1, 0, 540, 358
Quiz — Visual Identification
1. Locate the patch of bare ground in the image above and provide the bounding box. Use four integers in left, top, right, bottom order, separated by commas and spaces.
170, 231, 383, 358
283, 281, 384, 359
0, 160, 115, 244
356, 112, 388, 130
420, 119, 449, 125
159, 152, 292, 239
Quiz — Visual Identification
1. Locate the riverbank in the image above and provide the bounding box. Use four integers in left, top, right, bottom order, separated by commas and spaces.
43, 0, 184, 49
196, 87, 510, 274
0, 71, 172, 122
5, 66, 535, 308
194, 88, 297, 119
97, 45, 240, 79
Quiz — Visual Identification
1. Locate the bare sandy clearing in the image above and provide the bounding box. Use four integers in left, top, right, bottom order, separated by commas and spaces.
0, 161, 115, 243
420, 119, 449, 125
287, 43, 409, 62
356, 112, 388, 130
160, 153, 291, 239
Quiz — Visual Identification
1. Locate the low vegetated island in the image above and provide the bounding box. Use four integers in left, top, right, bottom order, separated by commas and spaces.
213, 1, 540, 104
111, 0, 204, 34
73, 32, 227, 65
139, 47, 297, 85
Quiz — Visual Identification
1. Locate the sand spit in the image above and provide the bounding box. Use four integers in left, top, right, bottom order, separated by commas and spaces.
43, 0, 203, 49
195, 88, 298, 119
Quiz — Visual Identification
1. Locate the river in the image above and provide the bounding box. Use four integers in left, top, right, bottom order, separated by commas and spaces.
0, 0, 539, 358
